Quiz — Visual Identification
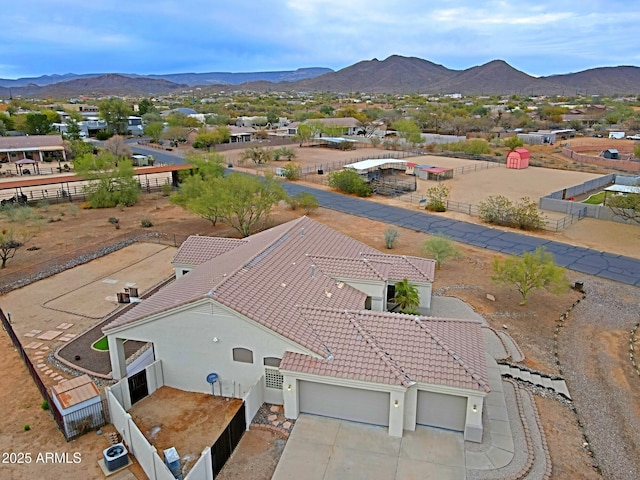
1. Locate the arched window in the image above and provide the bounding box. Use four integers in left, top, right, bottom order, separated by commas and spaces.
232, 347, 254, 364
263, 357, 281, 367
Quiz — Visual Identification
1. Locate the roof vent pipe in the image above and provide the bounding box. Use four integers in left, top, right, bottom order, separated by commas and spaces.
311, 264, 316, 279
301, 227, 305, 237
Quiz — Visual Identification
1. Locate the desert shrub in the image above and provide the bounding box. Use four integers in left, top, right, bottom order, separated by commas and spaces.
512, 197, 546, 230
108, 217, 119, 225
41, 400, 49, 410
384, 227, 399, 249
441, 139, 491, 155
479, 195, 514, 225
95, 130, 111, 140
140, 218, 153, 228
425, 183, 449, 212
281, 162, 301, 180
67, 204, 79, 216
422, 234, 462, 269
161, 183, 173, 196
479, 195, 546, 230
37, 200, 50, 211
327, 169, 372, 197
23, 424, 30, 431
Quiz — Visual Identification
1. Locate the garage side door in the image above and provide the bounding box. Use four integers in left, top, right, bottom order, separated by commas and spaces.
299, 381, 390, 427
416, 391, 466, 431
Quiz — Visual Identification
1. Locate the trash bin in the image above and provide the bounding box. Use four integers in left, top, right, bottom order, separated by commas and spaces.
164, 447, 183, 480
317, 169, 324, 175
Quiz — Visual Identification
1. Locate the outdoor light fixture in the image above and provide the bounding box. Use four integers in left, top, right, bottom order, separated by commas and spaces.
212, 337, 219, 343
287, 385, 292, 391
394, 400, 399, 408
472, 404, 478, 413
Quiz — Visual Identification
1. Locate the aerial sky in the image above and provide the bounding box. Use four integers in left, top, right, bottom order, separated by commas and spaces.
1, 0, 637, 79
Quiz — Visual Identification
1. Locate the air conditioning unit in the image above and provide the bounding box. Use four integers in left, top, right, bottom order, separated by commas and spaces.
103, 443, 128, 471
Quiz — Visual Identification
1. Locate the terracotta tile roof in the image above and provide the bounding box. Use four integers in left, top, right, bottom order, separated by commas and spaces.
51, 374, 100, 409
361, 253, 436, 282
280, 309, 489, 392
102, 216, 483, 392
172, 236, 247, 267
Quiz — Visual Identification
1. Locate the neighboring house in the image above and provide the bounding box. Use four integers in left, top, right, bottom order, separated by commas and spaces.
285, 117, 363, 136
0, 135, 67, 164
104, 217, 489, 441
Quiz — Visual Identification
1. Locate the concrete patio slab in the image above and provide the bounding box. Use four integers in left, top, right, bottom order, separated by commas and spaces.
334, 420, 401, 456
396, 457, 465, 480
324, 447, 398, 480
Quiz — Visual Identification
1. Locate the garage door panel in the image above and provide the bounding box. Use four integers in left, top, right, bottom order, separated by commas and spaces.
416, 391, 466, 431
299, 381, 389, 427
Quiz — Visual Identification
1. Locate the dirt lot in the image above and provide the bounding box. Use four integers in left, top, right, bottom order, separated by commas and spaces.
0, 145, 639, 479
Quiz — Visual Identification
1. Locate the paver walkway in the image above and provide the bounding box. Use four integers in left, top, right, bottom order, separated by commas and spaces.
282, 183, 640, 286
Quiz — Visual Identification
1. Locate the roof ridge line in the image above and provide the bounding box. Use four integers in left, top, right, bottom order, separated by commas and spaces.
345, 311, 413, 388
414, 318, 490, 392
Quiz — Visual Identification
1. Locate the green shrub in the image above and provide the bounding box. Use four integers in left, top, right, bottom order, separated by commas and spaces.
24, 424, 31, 431
327, 170, 372, 197
108, 217, 119, 225
281, 162, 301, 180
41, 400, 49, 410
140, 218, 153, 228
425, 184, 449, 212
161, 183, 173, 196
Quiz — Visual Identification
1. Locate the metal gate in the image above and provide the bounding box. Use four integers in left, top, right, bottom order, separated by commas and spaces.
211, 403, 246, 478
128, 370, 149, 405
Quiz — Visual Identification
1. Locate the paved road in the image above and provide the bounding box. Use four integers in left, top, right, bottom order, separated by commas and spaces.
283, 183, 640, 287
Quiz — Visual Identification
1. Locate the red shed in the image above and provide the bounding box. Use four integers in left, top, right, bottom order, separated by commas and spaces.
506, 148, 530, 169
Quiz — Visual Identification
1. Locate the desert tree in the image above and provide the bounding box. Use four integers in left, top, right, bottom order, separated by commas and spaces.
504, 135, 524, 151
103, 135, 132, 159
144, 122, 164, 143
74, 151, 140, 208
422, 234, 462, 269
491, 247, 568, 306
170, 153, 226, 225
607, 193, 640, 224
241, 146, 273, 165
0, 229, 29, 268
99, 98, 132, 135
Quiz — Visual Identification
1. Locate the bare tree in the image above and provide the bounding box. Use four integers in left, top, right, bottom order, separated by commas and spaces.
103, 135, 132, 158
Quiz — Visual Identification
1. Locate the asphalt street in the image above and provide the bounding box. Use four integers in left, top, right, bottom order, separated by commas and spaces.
283, 182, 640, 287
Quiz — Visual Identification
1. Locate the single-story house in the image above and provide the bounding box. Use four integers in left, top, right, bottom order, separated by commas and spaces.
506, 148, 530, 169
285, 117, 362, 136
0, 135, 67, 164
104, 217, 489, 441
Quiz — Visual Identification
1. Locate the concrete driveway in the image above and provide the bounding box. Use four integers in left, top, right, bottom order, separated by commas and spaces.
272, 414, 465, 480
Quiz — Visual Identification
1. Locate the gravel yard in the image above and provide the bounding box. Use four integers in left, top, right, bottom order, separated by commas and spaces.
558, 277, 640, 480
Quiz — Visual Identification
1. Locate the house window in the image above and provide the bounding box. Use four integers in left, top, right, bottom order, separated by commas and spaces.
232, 347, 254, 364
263, 357, 281, 367
264, 367, 283, 390
364, 296, 372, 310
387, 284, 396, 302
182, 269, 190, 275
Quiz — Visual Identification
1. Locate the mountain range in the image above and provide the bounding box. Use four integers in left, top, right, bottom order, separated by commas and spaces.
1, 56, 638, 98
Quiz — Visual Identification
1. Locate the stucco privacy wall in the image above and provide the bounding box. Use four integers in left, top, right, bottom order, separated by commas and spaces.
538, 173, 640, 223
107, 300, 313, 402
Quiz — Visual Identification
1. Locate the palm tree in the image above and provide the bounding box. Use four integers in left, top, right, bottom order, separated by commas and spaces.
391, 278, 420, 314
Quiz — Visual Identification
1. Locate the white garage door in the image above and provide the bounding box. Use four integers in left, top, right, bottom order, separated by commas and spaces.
299, 381, 390, 426
416, 391, 466, 431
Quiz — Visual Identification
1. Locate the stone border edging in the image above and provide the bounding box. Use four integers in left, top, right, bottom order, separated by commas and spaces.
629, 323, 640, 377
551, 291, 602, 475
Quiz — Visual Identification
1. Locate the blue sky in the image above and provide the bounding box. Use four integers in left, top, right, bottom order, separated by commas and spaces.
1, 1, 638, 79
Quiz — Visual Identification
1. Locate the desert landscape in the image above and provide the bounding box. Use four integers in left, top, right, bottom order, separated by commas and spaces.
0, 145, 639, 479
